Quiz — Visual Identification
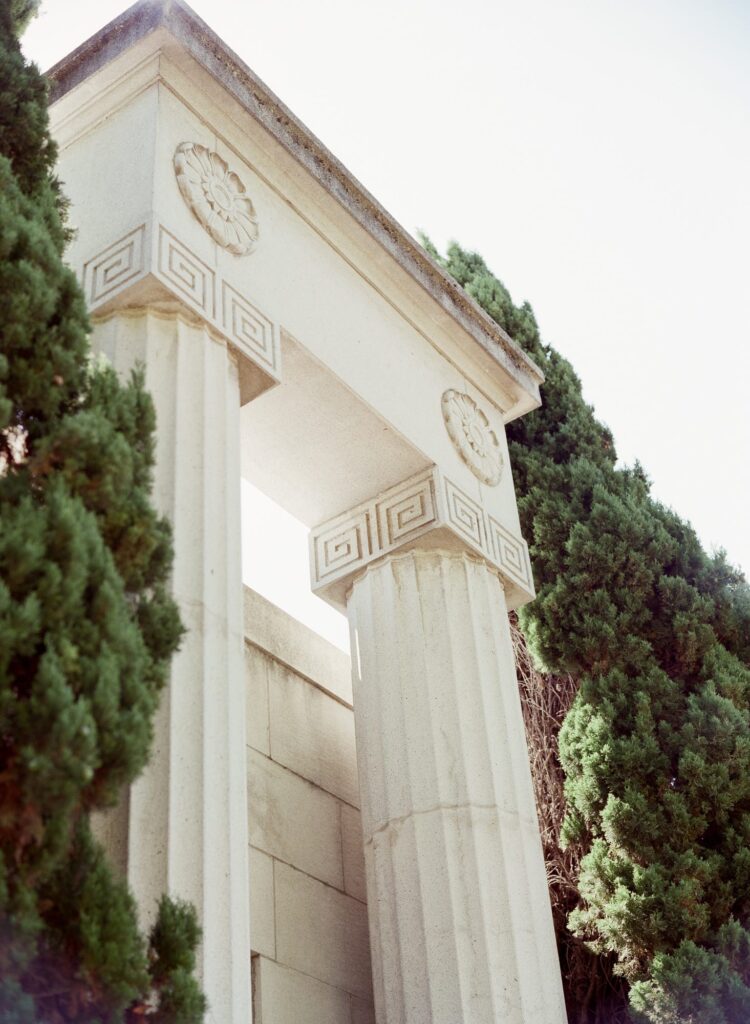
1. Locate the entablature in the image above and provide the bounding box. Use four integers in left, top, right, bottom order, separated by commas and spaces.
48, 0, 543, 425
48, 0, 540, 581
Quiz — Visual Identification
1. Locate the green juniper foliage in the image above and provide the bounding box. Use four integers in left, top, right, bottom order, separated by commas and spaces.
426, 238, 750, 1023
0, 2, 205, 1020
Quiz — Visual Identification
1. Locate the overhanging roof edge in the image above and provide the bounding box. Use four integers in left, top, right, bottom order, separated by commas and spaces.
46, 0, 545, 403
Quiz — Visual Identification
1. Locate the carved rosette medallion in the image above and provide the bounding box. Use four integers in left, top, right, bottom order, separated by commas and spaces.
441, 389, 504, 486
174, 142, 259, 255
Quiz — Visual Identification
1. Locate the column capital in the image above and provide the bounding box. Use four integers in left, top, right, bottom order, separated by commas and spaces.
80, 218, 281, 405
309, 466, 534, 611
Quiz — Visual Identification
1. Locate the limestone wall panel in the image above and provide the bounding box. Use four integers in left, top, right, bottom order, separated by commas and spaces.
248, 847, 275, 959
351, 995, 378, 1024
247, 747, 344, 891
243, 590, 374, 1015
252, 956, 351, 1024
274, 862, 373, 1000
267, 658, 359, 807
245, 645, 271, 756
244, 588, 352, 704
61, 85, 158, 273
341, 804, 367, 902
152, 84, 220, 269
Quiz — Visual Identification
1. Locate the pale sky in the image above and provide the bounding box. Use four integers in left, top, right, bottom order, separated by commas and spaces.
24, 0, 750, 651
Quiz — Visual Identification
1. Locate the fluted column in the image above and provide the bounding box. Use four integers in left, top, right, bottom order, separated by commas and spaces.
92, 307, 250, 1024
347, 548, 566, 1024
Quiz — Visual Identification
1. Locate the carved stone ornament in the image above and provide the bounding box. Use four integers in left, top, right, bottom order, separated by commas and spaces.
174, 142, 259, 256
441, 389, 504, 486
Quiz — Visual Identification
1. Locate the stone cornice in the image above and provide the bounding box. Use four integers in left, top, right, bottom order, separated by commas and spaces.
46, 0, 544, 421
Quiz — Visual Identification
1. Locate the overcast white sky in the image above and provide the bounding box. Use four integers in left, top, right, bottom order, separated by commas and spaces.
24, 0, 750, 650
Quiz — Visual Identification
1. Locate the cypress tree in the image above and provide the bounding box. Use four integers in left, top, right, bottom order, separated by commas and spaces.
0, 2, 205, 1020
426, 237, 750, 1022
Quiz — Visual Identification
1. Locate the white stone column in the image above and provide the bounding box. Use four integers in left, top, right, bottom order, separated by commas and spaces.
347, 548, 565, 1024
92, 307, 250, 1024
307, 460, 569, 1024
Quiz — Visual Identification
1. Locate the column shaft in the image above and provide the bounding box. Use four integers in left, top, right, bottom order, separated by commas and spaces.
93, 309, 250, 1024
348, 549, 565, 1024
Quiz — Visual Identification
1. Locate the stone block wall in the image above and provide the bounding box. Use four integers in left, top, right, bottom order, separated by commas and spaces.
244, 588, 375, 1024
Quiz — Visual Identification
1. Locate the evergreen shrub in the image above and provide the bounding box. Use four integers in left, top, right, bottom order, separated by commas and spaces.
426, 237, 750, 1023
0, 2, 205, 1019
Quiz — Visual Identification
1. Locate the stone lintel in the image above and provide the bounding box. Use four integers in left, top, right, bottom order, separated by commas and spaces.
310, 467, 535, 611
82, 218, 281, 405
47, 0, 543, 422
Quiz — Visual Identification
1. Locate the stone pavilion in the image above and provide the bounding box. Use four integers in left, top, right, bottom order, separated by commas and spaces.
48, 2, 567, 1020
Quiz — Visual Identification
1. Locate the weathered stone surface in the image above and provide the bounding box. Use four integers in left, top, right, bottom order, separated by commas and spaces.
94, 310, 251, 1024
248, 846, 275, 959
49, 1, 544, 424
267, 658, 359, 807
245, 644, 271, 756
351, 994, 377, 1024
274, 861, 373, 999
311, 465, 534, 610
90, 792, 128, 879
253, 956, 351, 1024
348, 549, 566, 1024
341, 804, 366, 903
50, 3, 557, 1021
247, 748, 344, 890
244, 587, 353, 705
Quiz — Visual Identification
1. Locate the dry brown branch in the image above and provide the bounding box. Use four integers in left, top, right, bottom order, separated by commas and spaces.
511, 614, 630, 1024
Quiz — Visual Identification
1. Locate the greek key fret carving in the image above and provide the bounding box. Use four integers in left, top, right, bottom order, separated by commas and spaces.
84, 225, 146, 303
312, 471, 437, 587
158, 226, 215, 316
310, 467, 533, 606
81, 222, 281, 386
